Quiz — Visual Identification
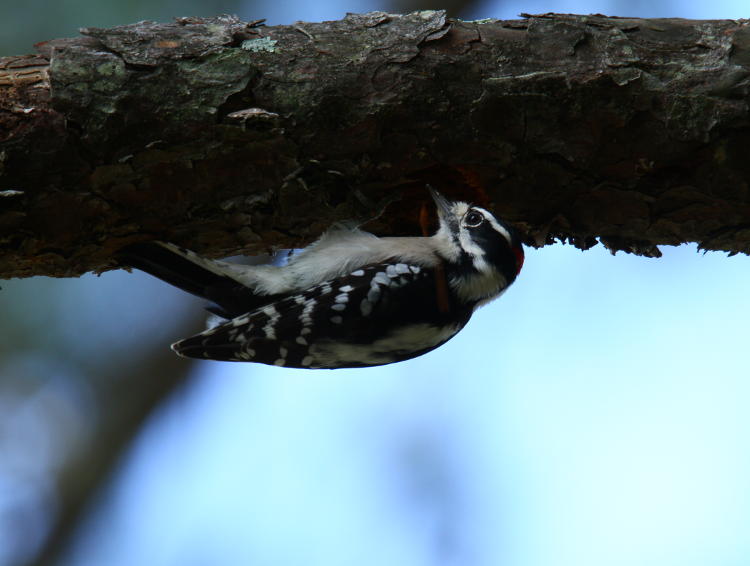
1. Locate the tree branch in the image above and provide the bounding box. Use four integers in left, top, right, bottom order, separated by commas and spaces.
3, 11, 750, 278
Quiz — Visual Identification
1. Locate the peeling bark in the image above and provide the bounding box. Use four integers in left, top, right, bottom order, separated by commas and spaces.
2, 11, 750, 278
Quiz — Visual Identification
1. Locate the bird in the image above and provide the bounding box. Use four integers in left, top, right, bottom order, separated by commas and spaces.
117, 188, 524, 369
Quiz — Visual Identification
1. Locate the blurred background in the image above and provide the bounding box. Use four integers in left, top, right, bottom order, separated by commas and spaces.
2, 1, 750, 566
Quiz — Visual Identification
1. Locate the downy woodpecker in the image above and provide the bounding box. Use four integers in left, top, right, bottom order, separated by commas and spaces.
118, 189, 524, 368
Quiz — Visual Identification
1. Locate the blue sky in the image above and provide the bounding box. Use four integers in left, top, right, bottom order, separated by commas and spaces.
63, 242, 750, 566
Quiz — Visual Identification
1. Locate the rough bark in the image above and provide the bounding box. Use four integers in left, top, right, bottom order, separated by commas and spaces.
2, 11, 750, 278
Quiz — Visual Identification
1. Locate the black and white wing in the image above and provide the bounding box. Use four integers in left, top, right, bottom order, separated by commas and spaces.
172, 263, 474, 369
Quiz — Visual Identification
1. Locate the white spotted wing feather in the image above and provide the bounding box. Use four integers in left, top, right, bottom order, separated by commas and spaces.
172, 262, 471, 369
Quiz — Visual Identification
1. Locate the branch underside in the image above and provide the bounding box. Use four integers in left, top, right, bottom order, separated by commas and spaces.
2, 11, 750, 278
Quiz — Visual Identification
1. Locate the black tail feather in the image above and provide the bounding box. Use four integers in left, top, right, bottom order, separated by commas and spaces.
118, 242, 279, 319
118, 242, 227, 299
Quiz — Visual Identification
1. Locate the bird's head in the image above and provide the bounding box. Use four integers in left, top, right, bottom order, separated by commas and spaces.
430, 187, 524, 303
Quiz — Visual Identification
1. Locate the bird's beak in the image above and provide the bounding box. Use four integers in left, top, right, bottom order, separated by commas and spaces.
428, 186, 452, 220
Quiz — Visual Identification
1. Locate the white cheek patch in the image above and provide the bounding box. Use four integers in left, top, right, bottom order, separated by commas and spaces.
458, 228, 490, 273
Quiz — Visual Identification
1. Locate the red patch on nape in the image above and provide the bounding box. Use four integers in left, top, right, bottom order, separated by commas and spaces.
513, 247, 525, 274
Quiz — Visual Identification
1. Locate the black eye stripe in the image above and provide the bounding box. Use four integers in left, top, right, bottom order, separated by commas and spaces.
467, 222, 519, 281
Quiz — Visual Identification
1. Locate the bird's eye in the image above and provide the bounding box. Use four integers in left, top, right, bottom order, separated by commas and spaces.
464, 210, 484, 227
